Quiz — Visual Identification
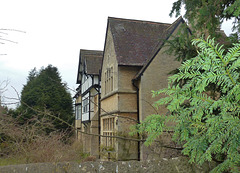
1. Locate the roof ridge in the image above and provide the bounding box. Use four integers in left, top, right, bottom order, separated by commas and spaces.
80, 49, 103, 52
165, 16, 183, 32
133, 17, 185, 80
108, 16, 171, 26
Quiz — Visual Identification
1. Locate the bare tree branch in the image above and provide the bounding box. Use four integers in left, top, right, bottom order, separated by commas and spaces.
8, 86, 183, 151
0, 38, 18, 44
0, 31, 8, 35
48, 76, 139, 123
0, 29, 26, 33
0, 28, 26, 55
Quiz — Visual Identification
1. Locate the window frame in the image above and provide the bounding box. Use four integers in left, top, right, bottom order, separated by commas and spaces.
75, 103, 82, 120
102, 117, 115, 147
82, 98, 89, 114
104, 66, 114, 95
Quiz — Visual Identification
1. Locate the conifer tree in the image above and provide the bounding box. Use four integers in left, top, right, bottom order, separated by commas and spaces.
136, 38, 240, 172
17, 65, 73, 131
170, 0, 240, 37
166, 0, 240, 63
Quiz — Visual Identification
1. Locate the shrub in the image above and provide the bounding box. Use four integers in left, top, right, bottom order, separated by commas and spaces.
135, 37, 240, 172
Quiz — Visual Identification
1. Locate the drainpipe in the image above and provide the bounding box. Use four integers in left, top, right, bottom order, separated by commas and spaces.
98, 72, 101, 159
132, 78, 140, 161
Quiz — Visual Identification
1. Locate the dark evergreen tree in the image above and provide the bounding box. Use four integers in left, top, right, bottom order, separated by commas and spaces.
170, 0, 240, 37
166, 0, 240, 63
18, 65, 73, 131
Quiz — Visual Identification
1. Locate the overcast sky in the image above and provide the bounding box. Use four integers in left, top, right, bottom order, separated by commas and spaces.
0, 0, 233, 108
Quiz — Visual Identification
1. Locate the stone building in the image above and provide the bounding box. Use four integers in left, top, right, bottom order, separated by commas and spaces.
100, 16, 184, 160
75, 16, 186, 160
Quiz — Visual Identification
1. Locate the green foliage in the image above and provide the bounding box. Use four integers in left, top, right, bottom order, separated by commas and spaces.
170, 0, 240, 36
228, 33, 240, 44
165, 24, 197, 62
167, 0, 240, 64
223, 0, 240, 34
17, 65, 73, 131
136, 38, 240, 172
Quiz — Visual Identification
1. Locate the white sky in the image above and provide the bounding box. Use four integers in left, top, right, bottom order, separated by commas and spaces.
0, 0, 233, 108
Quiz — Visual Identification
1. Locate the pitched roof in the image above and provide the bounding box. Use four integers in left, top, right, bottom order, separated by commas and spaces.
108, 17, 171, 66
76, 49, 103, 84
134, 17, 185, 80
85, 54, 103, 75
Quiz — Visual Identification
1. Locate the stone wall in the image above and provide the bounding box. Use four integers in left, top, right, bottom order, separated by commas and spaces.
138, 21, 182, 160
0, 156, 217, 173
